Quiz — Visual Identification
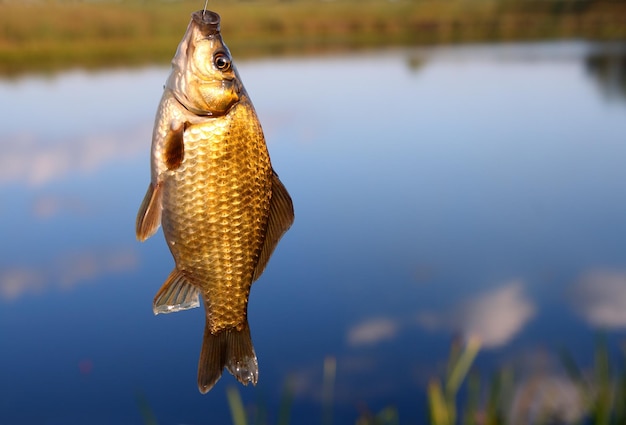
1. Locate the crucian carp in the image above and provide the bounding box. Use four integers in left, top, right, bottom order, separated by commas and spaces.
136, 9, 294, 394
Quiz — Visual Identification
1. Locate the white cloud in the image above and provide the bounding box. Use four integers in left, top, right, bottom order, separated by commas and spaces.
0, 247, 138, 301
346, 281, 535, 351
0, 125, 149, 187
31, 195, 89, 219
572, 270, 626, 328
417, 280, 535, 349
346, 317, 399, 347
455, 281, 535, 348
0, 269, 45, 301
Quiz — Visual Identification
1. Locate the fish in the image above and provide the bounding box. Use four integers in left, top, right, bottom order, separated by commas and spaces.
135, 9, 294, 394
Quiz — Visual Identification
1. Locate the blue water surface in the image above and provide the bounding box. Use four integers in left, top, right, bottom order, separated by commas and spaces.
1, 41, 626, 425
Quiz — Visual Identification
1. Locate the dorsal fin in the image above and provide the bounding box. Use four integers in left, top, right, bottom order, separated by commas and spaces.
252, 171, 294, 282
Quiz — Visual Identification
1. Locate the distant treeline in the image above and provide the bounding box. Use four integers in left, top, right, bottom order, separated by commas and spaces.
0, 0, 625, 74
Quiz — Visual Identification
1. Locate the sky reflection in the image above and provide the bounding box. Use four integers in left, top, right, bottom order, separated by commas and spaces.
0, 125, 149, 186
0, 68, 165, 187
0, 247, 137, 301
573, 269, 626, 329
1, 42, 626, 424
417, 280, 535, 348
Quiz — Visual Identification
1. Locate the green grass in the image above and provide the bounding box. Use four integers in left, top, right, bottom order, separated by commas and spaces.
558, 337, 626, 425
1, 0, 626, 75
220, 337, 626, 425
430, 337, 626, 425
134, 336, 626, 424
428, 337, 482, 425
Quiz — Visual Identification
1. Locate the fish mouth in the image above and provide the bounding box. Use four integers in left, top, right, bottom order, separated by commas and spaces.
191, 10, 221, 36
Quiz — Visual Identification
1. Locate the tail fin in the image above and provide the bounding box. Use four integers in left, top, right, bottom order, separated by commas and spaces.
197, 320, 258, 394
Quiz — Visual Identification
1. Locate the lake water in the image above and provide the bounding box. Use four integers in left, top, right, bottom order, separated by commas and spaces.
1, 41, 626, 425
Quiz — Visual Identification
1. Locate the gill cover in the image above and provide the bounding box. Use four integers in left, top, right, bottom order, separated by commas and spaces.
167, 11, 241, 116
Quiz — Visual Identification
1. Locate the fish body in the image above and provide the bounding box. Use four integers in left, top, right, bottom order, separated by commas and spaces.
136, 10, 294, 394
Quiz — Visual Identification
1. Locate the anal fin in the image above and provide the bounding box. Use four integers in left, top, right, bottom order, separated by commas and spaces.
153, 269, 200, 315
136, 182, 163, 242
252, 171, 295, 281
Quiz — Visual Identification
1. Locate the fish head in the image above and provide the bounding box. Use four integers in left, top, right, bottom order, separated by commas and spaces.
167, 10, 242, 116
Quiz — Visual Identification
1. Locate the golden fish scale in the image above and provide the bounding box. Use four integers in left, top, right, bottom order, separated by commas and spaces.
161, 99, 272, 334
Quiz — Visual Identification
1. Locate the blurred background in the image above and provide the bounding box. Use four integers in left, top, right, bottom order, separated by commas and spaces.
1, 0, 626, 424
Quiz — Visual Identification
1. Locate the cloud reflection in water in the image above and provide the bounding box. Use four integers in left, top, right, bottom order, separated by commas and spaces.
347, 317, 399, 347
0, 247, 138, 301
0, 126, 149, 187
573, 269, 626, 328
31, 195, 90, 219
0, 44, 624, 424
346, 281, 535, 349
0, 68, 165, 188
417, 280, 535, 348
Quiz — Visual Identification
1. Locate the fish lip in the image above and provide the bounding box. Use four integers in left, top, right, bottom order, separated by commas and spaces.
191, 10, 221, 35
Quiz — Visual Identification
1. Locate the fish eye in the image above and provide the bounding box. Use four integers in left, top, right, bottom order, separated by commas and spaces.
214, 53, 231, 72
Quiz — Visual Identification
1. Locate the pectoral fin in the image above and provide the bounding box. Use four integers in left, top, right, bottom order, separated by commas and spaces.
153, 269, 200, 314
252, 171, 294, 282
164, 121, 187, 170
136, 182, 163, 242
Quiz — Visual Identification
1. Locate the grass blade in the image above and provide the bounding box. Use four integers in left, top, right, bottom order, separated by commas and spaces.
484, 368, 507, 425
593, 335, 611, 425
135, 391, 159, 425
446, 338, 463, 384
463, 371, 480, 425
322, 356, 336, 425
375, 407, 399, 425
447, 337, 481, 397
227, 386, 248, 425
559, 346, 592, 412
278, 377, 294, 425
428, 379, 450, 425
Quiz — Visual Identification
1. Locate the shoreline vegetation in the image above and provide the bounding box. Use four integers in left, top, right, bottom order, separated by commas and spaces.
219, 339, 626, 425
0, 0, 625, 75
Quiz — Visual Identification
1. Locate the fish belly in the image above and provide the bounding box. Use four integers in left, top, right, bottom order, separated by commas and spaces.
160, 101, 272, 334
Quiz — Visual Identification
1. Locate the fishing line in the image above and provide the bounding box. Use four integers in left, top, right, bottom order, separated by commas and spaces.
203, 0, 209, 17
